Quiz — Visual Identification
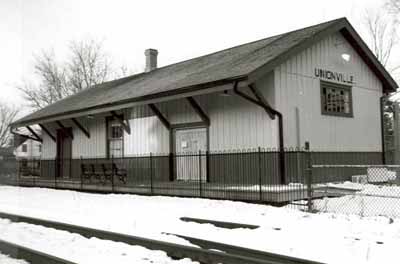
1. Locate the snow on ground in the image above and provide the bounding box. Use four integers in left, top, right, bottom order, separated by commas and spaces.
0, 218, 196, 264
327, 182, 400, 198
0, 186, 399, 263
314, 182, 400, 218
0, 253, 29, 264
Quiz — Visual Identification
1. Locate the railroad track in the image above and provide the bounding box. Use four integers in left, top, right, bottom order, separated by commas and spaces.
0, 238, 76, 264
0, 211, 325, 264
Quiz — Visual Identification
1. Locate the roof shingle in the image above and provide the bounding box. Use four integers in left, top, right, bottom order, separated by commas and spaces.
13, 17, 397, 126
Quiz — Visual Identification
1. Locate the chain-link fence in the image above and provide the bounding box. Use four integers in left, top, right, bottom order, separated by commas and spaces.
309, 164, 400, 219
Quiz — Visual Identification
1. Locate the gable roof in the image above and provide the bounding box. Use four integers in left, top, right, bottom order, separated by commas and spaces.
12, 17, 398, 127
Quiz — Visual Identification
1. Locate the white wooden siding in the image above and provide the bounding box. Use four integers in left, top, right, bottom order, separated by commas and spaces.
41, 124, 56, 159
41, 117, 107, 159
274, 32, 383, 151
41, 31, 384, 157
123, 82, 277, 155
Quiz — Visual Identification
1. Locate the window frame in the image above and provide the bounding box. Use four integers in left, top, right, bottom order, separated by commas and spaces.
320, 80, 353, 118
22, 144, 28, 153
105, 115, 125, 159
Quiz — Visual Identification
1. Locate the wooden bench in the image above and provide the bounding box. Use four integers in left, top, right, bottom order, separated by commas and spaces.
81, 163, 127, 185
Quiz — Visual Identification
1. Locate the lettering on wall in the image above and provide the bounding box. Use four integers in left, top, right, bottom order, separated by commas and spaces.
314, 68, 354, 84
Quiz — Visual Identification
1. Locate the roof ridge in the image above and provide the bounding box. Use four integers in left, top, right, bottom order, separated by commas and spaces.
242, 17, 345, 61
143, 17, 346, 75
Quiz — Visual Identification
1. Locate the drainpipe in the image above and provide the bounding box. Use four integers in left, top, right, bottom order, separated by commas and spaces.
233, 83, 286, 184
269, 109, 285, 184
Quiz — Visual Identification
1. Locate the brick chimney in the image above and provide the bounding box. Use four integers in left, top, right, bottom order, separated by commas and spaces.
145, 49, 158, 72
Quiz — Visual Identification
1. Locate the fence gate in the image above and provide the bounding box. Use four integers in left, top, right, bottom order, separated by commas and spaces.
174, 127, 207, 181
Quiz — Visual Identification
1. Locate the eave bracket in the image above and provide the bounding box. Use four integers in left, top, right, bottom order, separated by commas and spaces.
148, 104, 171, 131
110, 111, 131, 135
38, 124, 56, 142
186, 97, 210, 126
71, 118, 90, 138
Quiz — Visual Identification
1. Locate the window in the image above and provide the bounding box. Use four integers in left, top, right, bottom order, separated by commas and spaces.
38, 145, 42, 153
22, 144, 27, 153
107, 118, 124, 158
320, 81, 353, 117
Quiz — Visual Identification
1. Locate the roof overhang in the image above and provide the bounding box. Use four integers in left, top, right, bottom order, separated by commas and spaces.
248, 18, 398, 93
11, 76, 248, 128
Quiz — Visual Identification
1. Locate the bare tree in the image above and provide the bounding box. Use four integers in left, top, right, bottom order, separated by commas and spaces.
19, 39, 125, 110
68, 39, 111, 93
363, 10, 399, 68
387, 0, 400, 14
0, 103, 19, 148
19, 51, 69, 109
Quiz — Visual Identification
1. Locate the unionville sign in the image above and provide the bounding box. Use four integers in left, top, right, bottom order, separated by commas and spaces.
314, 68, 354, 84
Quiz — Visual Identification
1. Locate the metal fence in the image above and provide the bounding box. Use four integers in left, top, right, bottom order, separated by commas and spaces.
2, 148, 400, 218
310, 163, 400, 219
13, 149, 309, 204
0, 156, 18, 185
0, 148, 386, 203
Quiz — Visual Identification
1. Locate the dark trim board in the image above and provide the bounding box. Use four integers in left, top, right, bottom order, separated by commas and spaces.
71, 118, 90, 138
110, 111, 131, 134
26, 126, 42, 142
186, 97, 210, 126
148, 104, 171, 130
340, 27, 397, 92
234, 84, 286, 184
11, 131, 40, 143
56, 121, 73, 139
248, 20, 397, 92
12, 77, 247, 128
171, 122, 208, 130
39, 124, 56, 142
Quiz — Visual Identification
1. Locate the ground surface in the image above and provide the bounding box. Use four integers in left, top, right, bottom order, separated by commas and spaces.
0, 218, 195, 264
0, 186, 399, 263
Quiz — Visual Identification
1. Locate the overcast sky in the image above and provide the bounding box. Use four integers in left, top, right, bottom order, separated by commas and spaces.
0, 0, 395, 109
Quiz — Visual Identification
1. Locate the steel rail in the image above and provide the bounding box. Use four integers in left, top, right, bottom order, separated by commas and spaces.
165, 233, 323, 264
0, 211, 325, 264
0, 238, 76, 264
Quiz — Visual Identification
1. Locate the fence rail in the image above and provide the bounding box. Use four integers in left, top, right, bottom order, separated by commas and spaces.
2, 149, 400, 218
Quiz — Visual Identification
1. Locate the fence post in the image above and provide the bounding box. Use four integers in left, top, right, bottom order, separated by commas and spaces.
111, 155, 115, 192
169, 153, 174, 181
54, 158, 57, 189
258, 147, 262, 201
199, 150, 202, 197
150, 152, 154, 195
16, 158, 20, 186
80, 156, 83, 190
305, 141, 313, 213
206, 150, 210, 183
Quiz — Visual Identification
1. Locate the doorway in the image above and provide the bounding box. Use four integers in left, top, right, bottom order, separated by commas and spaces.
56, 128, 72, 178
174, 127, 208, 181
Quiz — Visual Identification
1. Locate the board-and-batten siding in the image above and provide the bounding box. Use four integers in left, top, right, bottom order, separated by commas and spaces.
40, 71, 277, 158
124, 73, 277, 155
41, 31, 384, 157
41, 117, 107, 159
274, 32, 383, 151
